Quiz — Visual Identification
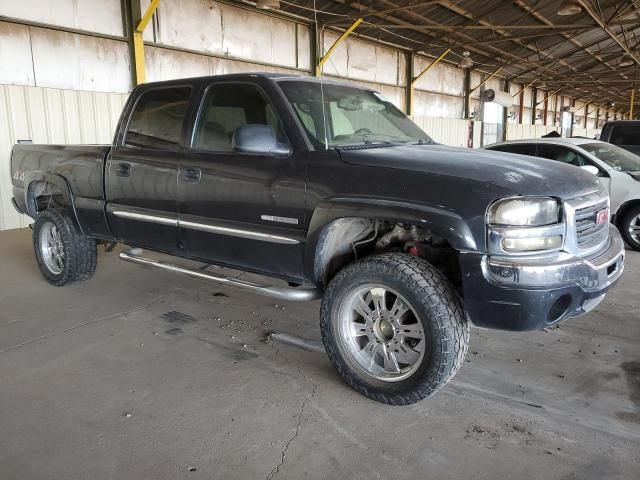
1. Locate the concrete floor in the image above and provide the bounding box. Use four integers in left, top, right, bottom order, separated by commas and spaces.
0, 228, 638, 480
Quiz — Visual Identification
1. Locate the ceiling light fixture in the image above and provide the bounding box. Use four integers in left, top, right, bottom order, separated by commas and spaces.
619, 58, 635, 68
256, 0, 280, 9
557, 0, 581, 15
458, 51, 473, 69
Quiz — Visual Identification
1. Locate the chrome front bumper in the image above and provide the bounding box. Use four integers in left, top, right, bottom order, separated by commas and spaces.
483, 225, 625, 293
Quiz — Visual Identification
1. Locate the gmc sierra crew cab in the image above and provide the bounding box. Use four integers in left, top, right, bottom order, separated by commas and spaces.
10, 73, 625, 405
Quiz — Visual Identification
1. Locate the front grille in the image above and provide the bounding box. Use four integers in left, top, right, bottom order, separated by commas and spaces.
575, 200, 609, 250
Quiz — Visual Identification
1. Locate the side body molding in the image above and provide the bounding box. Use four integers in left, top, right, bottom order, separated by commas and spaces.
303, 197, 478, 283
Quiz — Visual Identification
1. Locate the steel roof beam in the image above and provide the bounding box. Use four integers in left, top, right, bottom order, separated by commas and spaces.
577, 0, 640, 67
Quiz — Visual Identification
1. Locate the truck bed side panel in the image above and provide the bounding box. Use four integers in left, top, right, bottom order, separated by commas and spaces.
11, 144, 113, 238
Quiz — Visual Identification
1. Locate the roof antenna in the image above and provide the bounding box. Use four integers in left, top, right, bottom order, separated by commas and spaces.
313, 0, 329, 150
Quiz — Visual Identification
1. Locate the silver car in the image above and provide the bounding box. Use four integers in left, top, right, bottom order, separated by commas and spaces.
485, 138, 640, 251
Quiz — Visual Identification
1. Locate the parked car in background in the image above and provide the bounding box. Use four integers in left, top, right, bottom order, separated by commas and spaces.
600, 120, 640, 156
485, 138, 640, 251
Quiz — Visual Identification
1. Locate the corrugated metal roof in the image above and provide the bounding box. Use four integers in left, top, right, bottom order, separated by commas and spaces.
279, 0, 640, 109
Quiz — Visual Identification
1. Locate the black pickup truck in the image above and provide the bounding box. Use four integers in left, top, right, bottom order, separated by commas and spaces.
11, 73, 625, 405
599, 120, 640, 156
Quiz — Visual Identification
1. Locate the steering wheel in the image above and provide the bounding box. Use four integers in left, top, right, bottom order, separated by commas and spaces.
354, 127, 373, 135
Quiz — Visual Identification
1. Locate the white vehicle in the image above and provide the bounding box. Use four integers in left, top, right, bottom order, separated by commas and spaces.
485, 138, 640, 251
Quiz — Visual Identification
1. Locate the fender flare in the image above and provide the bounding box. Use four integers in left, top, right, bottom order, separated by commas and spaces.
303, 197, 478, 283
23, 171, 82, 230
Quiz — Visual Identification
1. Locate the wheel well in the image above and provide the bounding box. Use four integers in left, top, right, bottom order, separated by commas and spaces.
26, 181, 64, 216
614, 200, 640, 227
314, 218, 461, 291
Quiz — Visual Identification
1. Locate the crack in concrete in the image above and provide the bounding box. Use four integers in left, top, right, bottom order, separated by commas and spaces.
265, 383, 317, 480
0, 294, 169, 355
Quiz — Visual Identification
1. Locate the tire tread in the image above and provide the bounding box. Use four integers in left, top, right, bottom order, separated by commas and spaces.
620, 205, 640, 251
33, 209, 97, 286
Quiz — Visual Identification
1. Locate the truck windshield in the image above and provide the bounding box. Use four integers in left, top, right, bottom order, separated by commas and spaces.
277, 80, 432, 149
581, 142, 640, 172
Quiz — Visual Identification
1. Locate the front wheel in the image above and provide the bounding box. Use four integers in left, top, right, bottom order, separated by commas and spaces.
320, 253, 469, 405
33, 209, 97, 286
620, 206, 640, 251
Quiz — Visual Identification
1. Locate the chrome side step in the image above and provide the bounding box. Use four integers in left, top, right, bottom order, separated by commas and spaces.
119, 249, 321, 302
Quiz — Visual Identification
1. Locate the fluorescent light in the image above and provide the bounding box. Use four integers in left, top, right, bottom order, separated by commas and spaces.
558, 0, 581, 15
256, 0, 280, 9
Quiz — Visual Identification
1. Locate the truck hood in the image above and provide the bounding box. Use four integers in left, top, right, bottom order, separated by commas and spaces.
338, 143, 602, 199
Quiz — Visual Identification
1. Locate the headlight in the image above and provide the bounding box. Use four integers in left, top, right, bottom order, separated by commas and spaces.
487, 197, 564, 254
489, 198, 559, 227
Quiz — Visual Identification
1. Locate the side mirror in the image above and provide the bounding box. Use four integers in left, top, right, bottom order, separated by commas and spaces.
232, 124, 290, 156
580, 165, 599, 176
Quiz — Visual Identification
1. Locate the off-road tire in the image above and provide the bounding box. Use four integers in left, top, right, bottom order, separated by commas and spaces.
320, 253, 469, 405
619, 205, 640, 251
33, 209, 97, 286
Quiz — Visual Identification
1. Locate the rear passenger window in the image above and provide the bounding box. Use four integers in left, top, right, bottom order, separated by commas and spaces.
125, 87, 191, 150
490, 144, 536, 156
193, 83, 288, 152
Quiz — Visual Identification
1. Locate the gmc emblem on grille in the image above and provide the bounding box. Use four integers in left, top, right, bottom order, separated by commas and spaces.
596, 208, 609, 225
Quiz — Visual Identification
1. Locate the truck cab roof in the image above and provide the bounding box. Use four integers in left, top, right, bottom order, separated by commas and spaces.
134, 72, 373, 90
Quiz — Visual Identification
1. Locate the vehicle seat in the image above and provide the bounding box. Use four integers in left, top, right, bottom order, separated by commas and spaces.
556, 150, 582, 167
195, 121, 232, 151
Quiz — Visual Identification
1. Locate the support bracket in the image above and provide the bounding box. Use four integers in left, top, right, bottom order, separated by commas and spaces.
470, 66, 504, 95
407, 48, 450, 117
315, 18, 363, 77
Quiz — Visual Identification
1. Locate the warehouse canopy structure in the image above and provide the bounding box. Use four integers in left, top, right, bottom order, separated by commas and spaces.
280, 0, 640, 114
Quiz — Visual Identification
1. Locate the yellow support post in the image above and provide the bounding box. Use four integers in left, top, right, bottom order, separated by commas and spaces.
133, 0, 161, 85
315, 18, 363, 77
470, 67, 504, 95
408, 49, 450, 117
133, 32, 146, 85
631, 88, 635, 119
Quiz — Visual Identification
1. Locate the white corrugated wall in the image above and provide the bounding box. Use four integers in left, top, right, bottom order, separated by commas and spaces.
412, 117, 472, 148
505, 124, 559, 141
0, 85, 127, 231
572, 128, 601, 139
505, 124, 602, 141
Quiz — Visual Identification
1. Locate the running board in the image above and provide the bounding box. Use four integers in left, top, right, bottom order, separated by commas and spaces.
119, 249, 321, 302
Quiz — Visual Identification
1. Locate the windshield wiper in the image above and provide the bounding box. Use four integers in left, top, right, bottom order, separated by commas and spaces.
363, 138, 395, 145
335, 141, 396, 151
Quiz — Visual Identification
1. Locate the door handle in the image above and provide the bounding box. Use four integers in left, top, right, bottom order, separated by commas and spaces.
114, 162, 131, 177
179, 167, 202, 183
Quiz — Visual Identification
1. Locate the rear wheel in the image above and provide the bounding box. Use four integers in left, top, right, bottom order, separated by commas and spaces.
33, 209, 97, 286
620, 206, 640, 251
320, 253, 469, 405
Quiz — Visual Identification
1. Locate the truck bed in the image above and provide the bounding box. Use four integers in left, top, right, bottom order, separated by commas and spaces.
11, 144, 112, 237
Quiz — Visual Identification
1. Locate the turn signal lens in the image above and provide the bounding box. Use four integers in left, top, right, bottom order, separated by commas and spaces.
502, 236, 562, 252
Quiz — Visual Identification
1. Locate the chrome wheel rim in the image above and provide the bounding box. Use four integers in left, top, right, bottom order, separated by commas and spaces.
39, 222, 64, 275
629, 214, 640, 243
337, 285, 426, 383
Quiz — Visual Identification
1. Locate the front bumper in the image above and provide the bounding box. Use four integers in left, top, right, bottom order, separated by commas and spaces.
460, 225, 625, 331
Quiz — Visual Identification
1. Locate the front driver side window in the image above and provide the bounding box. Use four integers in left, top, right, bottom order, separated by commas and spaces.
193, 83, 288, 153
